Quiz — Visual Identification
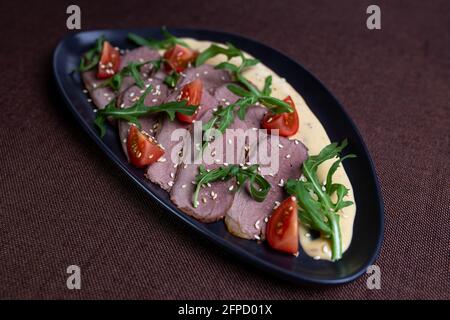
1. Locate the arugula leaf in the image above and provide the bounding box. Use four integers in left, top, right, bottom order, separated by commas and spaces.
164, 71, 180, 88
196, 43, 293, 148
128, 27, 189, 49
284, 140, 356, 261
192, 164, 270, 208
262, 75, 272, 96
79, 36, 104, 72
94, 85, 195, 137
195, 43, 241, 66
96, 60, 161, 91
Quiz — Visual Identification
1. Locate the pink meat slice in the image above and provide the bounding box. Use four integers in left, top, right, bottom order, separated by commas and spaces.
144, 87, 219, 192
140, 66, 232, 185
117, 78, 169, 158
224, 107, 308, 240
169, 109, 248, 222
81, 46, 160, 109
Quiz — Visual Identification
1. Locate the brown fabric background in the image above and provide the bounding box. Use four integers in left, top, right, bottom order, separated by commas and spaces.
0, 0, 448, 300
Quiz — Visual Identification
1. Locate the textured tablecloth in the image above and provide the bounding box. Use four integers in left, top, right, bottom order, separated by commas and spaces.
0, 0, 448, 300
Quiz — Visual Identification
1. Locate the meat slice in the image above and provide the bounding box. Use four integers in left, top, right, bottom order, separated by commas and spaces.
224, 107, 308, 240
117, 78, 169, 158
81, 71, 115, 109
143, 66, 230, 191
177, 64, 232, 94
169, 109, 248, 222
144, 87, 219, 191
82, 46, 160, 109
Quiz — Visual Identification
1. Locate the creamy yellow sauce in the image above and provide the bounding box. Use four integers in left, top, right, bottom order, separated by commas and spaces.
180, 38, 356, 261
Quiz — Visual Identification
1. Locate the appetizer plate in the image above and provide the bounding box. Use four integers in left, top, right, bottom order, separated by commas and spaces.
53, 27, 384, 285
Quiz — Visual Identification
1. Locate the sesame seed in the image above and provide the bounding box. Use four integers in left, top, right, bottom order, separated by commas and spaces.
181, 184, 187, 188
313, 256, 321, 260
202, 197, 207, 204
278, 179, 285, 187
168, 181, 174, 187
294, 140, 300, 145
170, 172, 175, 178
278, 144, 284, 148
274, 201, 280, 209
87, 99, 92, 102
254, 235, 261, 240
264, 217, 269, 223
228, 185, 234, 191
255, 220, 260, 229
158, 157, 167, 162
305, 233, 311, 238
322, 245, 329, 254
285, 154, 291, 159
83, 89, 88, 93
129, 92, 135, 97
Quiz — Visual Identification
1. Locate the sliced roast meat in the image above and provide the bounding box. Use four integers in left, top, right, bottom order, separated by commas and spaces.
169, 109, 248, 222
144, 84, 219, 191
81, 71, 115, 109
82, 46, 160, 109
177, 64, 232, 94
146, 72, 229, 191
224, 107, 308, 240
118, 78, 169, 158
119, 46, 161, 94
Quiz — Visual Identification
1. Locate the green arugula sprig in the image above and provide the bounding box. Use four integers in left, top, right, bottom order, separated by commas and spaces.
78, 36, 105, 72
96, 59, 162, 92
195, 43, 293, 147
128, 27, 190, 49
94, 85, 195, 137
163, 71, 180, 88
195, 43, 292, 113
284, 140, 356, 261
193, 164, 270, 208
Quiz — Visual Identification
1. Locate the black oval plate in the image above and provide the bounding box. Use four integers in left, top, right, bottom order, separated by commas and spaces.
53, 27, 384, 285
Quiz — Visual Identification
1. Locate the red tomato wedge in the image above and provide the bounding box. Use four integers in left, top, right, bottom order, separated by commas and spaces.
126, 125, 164, 168
261, 96, 299, 137
176, 79, 203, 123
97, 41, 120, 79
266, 196, 299, 255
164, 44, 198, 73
